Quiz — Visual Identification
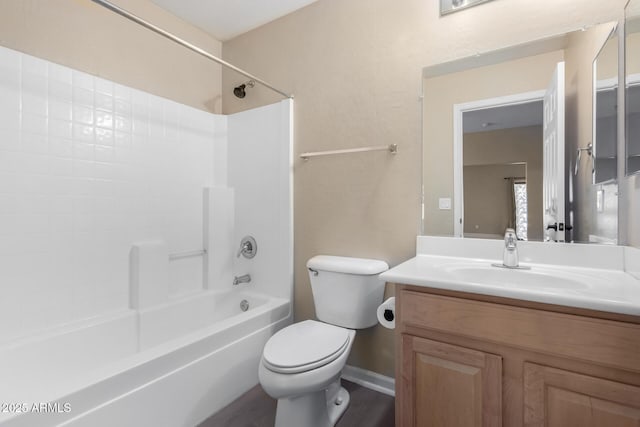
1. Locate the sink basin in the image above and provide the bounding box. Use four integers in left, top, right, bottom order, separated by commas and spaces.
378, 237, 640, 316
442, 264, 591, 290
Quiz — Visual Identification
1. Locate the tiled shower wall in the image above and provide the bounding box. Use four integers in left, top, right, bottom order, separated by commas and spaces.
0, 46, 222, 343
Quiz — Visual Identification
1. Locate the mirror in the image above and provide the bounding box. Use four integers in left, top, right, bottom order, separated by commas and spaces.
626, 0, 640, 176
422, 23, 619, 243
593, 28, 619, 184
462, 102, 543, 240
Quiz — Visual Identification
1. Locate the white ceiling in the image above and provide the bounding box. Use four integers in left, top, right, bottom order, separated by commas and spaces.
463, 101, 543, 133
151, 0, 319, 41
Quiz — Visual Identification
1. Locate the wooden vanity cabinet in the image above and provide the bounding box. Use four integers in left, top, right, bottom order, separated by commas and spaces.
395, 285, 640, 427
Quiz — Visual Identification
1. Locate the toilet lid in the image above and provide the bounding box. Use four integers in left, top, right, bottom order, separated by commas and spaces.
263, 320, 350, 374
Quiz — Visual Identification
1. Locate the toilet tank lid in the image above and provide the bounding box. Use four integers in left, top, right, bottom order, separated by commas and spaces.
307, 255, 389, 275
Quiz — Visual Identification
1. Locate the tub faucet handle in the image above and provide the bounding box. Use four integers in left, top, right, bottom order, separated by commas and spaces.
237, 236, 257, 259
237, 242, 251, 257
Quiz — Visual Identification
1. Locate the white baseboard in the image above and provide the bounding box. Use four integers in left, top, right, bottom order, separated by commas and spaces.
341, 364, 395, 397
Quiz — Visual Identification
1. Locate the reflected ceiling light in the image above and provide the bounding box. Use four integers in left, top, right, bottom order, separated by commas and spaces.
440, 0, 496, 16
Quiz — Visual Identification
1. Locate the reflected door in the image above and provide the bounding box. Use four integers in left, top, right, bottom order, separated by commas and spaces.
542, 62, 566, 242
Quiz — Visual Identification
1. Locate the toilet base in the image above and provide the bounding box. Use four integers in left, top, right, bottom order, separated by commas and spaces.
274, 381, 350, 427
328, 386, 350, 425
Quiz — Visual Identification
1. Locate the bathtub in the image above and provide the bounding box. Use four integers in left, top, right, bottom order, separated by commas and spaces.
0, 289, 290, 427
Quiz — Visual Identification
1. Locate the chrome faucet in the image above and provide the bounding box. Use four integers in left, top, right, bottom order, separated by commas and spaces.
233, 274, 251, 286
236, 236, 257, 259
502, 228, 519, 268
237, 242, 251, 258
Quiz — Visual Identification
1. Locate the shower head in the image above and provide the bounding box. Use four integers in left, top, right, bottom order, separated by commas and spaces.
233, 84, 247, 98
233, 80, 255, 99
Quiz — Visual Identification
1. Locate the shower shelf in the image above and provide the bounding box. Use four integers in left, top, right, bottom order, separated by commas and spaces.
300, 144, 397, 160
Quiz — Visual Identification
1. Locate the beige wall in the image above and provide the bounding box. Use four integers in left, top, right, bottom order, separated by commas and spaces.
464, 126, 543, 240
596, 30, 619, 81
423, 50, 563, 236
0, 0, 223, 113
222, 0, 625, 377
627, 32, 640, 75
464, 163, 526, 238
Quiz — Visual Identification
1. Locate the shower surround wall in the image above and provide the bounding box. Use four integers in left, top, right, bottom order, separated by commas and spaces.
0, 47, 219, 344
228, 104, 293, 300
0, 45, 291, 345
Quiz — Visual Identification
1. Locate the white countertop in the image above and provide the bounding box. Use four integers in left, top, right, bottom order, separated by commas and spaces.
381, 237, 640, 316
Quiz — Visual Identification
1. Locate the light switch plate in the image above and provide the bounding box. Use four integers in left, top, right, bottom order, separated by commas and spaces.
439, 198, 452, 210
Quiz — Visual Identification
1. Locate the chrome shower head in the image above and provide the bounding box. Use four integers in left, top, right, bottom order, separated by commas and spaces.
233, 80, 255, 99
233, 84, 247, 98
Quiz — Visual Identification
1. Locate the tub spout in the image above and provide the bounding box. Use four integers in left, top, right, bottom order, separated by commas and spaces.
233, 274, 251, 286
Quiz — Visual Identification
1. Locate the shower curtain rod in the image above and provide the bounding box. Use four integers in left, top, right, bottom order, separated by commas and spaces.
90, 0, 293, 99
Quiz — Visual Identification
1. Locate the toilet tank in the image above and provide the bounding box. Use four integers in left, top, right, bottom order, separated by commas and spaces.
307, 255, 388, 329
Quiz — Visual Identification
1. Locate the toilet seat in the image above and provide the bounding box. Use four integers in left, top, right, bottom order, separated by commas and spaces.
263, 320, 351, 374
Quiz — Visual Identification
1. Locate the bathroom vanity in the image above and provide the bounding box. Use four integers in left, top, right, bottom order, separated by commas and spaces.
381, 237, 640, 427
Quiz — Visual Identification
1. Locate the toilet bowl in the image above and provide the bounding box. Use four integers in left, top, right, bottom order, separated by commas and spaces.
259, 255, 388, 427
259, 320, 356, 427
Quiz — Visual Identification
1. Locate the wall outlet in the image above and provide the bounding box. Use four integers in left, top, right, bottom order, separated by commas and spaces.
438, 198, 452, 210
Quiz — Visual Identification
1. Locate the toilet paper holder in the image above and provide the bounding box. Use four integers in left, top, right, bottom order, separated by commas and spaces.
377, 297, 396, 329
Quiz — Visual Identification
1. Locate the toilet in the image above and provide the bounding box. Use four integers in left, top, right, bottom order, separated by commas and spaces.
259, 255, 388, 427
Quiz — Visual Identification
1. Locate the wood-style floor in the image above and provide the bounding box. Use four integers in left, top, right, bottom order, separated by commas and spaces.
197, 380, 395, 427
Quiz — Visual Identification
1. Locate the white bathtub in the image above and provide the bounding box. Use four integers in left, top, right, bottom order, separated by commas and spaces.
0, 289, 290, 427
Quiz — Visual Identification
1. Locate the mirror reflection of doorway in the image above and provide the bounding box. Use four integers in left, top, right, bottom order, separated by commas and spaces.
462, 100, 543, 241
450, 62, 566, 242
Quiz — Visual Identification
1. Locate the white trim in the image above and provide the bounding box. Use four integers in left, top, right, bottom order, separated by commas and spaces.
282, 98, 295, 316
341, 365, 395, 397
596, 76, 619, 91
626, 72, 640, 87
453, 90, 546, 237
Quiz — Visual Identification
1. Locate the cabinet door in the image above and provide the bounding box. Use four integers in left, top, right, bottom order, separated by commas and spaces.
400, 335, 502, 427
524, 363, 640, 427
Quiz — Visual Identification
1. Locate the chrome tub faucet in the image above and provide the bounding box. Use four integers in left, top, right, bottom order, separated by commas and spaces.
233, 274, 251, 286
237, 236, 257, 259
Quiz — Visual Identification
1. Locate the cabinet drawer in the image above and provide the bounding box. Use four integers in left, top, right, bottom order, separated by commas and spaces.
399, 290, 640, 373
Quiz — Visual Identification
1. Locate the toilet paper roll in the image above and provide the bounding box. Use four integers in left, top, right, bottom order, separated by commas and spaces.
376, 297, 396, 329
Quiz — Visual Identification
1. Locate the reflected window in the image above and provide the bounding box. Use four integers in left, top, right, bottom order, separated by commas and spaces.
514, 182, 528, 240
